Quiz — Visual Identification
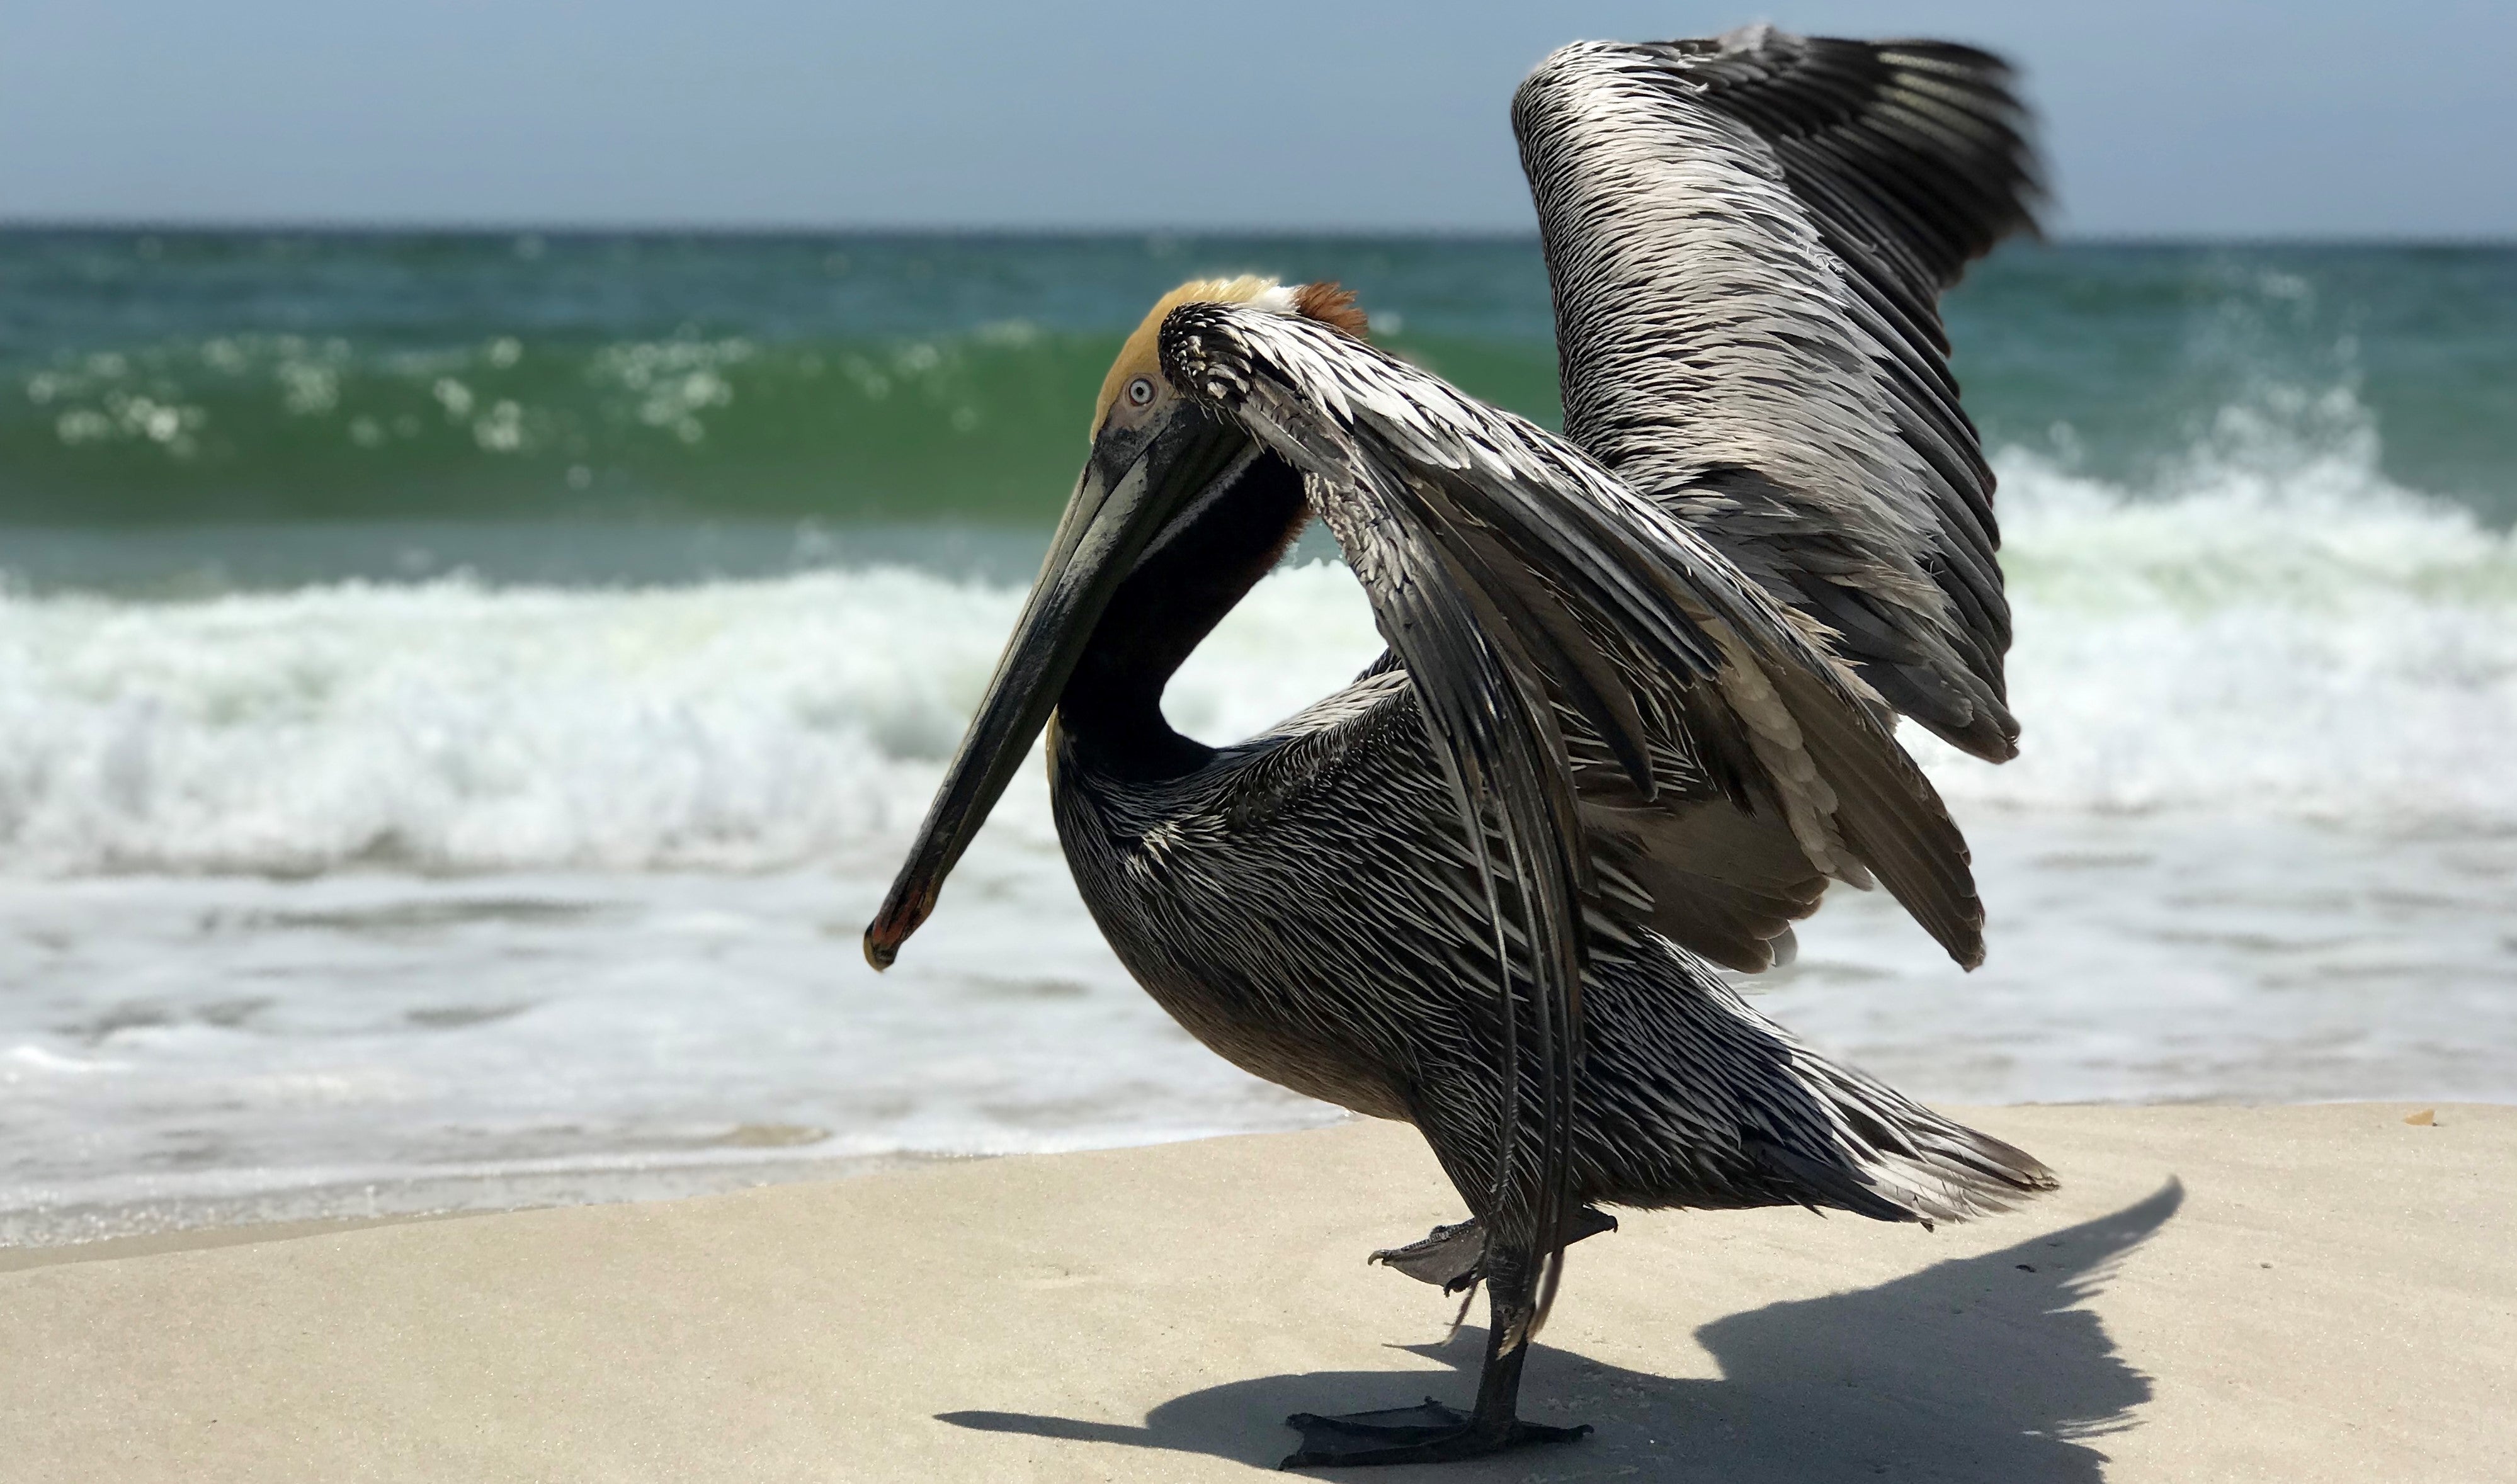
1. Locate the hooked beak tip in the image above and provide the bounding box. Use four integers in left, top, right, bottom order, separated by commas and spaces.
862, 885, 936, 971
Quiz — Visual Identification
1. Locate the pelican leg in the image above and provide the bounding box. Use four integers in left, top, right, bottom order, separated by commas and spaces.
1280, 1245, 1590, 1469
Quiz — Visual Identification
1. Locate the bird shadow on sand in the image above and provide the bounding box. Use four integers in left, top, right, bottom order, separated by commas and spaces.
941, 1180, 2181, 1480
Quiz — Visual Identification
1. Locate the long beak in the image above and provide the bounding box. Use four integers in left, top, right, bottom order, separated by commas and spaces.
863, 405, 1250, 969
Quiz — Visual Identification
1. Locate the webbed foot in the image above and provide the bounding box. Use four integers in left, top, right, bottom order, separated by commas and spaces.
1280, 1398, 1589, 1468
1369, 1222, 1486, 1292
1367, 1208, 1618, 1292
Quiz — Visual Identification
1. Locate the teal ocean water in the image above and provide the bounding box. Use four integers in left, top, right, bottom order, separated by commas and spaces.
6, 232, 2513, 564
3, 232, 2513, 1242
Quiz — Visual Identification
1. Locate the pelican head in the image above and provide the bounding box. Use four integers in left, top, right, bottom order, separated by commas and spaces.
863, 276, 1363, 968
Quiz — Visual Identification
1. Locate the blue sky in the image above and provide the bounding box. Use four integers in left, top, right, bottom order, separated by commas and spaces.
5, 1, 2509, 237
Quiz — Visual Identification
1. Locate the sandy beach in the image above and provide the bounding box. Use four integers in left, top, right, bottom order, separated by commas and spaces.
3, 1102, 2508, 1481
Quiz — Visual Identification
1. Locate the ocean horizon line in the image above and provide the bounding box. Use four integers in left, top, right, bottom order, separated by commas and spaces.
3, 219, 2514, 251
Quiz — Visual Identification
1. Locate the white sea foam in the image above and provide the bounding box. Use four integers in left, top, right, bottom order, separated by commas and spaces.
0, 568, 1008, 875
0, 552, 1394, 877
1920, 436, 2517, 824
0, 397, 2508, 879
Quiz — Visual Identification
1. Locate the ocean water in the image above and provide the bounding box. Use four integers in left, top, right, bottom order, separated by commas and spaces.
2, 232, 2513, 1243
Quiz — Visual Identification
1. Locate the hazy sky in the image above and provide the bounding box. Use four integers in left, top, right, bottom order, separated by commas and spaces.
6, 1, 2509, 237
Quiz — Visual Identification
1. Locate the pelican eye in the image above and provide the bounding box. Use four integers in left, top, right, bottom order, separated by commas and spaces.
1125, 376, 1156, 408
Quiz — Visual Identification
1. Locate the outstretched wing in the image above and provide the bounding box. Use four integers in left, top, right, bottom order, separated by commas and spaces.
1514, 27, 2039, 761
1157, 298, 1980, 1284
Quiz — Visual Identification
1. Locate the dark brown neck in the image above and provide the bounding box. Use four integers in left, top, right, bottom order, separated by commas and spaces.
1057, 451, 1309, 782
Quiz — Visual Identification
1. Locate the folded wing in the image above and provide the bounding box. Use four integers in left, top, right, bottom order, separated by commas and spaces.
1514, 27, 2039, 761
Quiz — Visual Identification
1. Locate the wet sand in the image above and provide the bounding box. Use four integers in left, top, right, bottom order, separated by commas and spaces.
3, 1103, 2507, 1481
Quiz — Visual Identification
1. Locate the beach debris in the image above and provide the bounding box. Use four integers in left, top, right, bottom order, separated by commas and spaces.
2405, 1109, 2437, 1126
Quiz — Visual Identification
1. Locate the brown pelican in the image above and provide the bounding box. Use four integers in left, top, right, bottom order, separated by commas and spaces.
867, 26, 2051, 1469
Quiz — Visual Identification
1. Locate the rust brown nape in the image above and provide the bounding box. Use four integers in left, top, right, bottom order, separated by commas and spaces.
1292, 281, 1372, 338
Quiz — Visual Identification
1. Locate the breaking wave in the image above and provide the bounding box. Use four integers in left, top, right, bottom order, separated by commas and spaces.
1921, 395, 2517, 823
0, 391, 2509, 877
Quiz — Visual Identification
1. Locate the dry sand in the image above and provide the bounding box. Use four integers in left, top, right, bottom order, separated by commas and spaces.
2, 1103, 2508, 1481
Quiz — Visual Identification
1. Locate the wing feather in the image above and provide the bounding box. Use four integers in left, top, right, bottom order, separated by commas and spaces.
1513, 27, 2039, 762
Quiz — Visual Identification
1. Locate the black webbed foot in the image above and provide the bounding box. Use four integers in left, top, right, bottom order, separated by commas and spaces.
1280, 1398, 1589, 1469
